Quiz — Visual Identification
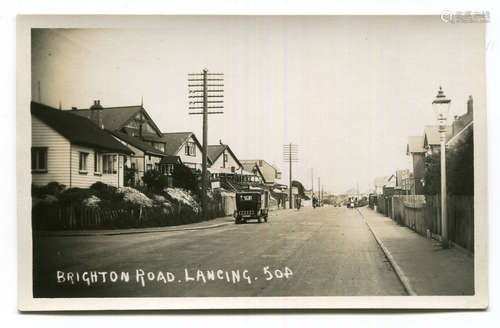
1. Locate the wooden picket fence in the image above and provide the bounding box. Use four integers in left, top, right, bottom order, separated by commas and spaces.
33, 199, 225, 231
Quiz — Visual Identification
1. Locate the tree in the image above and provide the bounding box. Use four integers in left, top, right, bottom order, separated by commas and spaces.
423, 152, 441, 195
172, 164, 198, 194
423, 127, 473, 196
447, 128, 474, 195
142, 169, 170, 193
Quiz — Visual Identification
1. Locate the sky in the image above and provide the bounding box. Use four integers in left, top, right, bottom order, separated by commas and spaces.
30, 16, 485, 194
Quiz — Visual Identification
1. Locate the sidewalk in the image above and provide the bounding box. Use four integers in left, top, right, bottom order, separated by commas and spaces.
358, 207, 474, 296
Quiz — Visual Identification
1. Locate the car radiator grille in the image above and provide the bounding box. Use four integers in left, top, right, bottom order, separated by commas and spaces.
239, 210, 254, 216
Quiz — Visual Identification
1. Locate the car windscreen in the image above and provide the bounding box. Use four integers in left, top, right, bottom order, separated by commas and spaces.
238, 194, 258, 201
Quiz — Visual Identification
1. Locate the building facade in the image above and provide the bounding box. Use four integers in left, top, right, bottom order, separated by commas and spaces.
31, 102, 132, 188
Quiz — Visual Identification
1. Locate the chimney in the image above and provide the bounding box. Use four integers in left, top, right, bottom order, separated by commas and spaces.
90, 99, 104, 129
467, 95, 473, 115
219, 139, 223, 145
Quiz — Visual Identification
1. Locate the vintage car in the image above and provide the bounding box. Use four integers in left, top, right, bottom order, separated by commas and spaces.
234, 190, 269, 224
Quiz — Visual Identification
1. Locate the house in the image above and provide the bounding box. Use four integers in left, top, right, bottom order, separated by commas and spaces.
406, 136, 426, 194
373, 176, 389, 195
207, 142, 243, 174
395, 169, 411, 194
146, 132, 208, 170
69, 100, 167, 182
110, 131, 166, 183
447, 95, 474, 148
240, 159, 281, 185
423, 125, 453, 156
31, 101, 133, 188
241, 161, 266, 183
450, 96, 473, 140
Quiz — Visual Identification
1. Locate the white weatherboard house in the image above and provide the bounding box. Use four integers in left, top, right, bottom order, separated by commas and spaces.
207, 143, 243, 175
145, 132, 210, 170
31, 102, 133, 188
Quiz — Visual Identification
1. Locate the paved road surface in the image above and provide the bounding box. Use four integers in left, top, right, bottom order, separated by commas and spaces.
33, 206, 406, 297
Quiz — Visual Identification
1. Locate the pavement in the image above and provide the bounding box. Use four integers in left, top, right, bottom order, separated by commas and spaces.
358, 206, 474, 296
33, 206, 407, 297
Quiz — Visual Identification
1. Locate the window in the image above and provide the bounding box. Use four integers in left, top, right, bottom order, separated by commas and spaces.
154, 163, 159, 171
94, 151, 102, 174
31, 147, 48, 172
185, 142, 196, 156
222, 153, 228, 168
103, 154, 117, 174
79, 152, 89, 173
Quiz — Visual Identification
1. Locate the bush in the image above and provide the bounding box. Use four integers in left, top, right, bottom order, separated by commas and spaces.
172, 164, 198, 194
58, 188, 94, 205
32, 181, 66, 197
117, 187, 154, 207
142, 170, 170, 193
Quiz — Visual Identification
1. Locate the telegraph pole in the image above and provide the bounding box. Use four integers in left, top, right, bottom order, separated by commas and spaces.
318, 177, 321, 204
311, 168, 314, 198
188, 69, 224, 219
283, 143, 298, 209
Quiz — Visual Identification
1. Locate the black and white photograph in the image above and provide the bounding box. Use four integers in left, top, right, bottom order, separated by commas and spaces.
17, 14, 488, 310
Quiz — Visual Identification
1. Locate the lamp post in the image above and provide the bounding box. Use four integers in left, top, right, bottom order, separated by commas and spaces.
432, 86, 451, 248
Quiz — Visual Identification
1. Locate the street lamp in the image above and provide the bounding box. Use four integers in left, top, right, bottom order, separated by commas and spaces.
432, 86, 451, 248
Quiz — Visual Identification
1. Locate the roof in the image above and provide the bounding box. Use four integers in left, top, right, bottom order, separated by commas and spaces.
407, 136, 425, 154
70, 106, 141, 131
69, 105, 162, 135
159, 156, 182, 165
241, 162, 265, 181
207, 145, 226, 163
207, 144, 242, 168
241, 159, 281, 173
31, 102, 133, 154
164, 132, 193, 155
423, 125, 453, 146
110, 131, 165, 156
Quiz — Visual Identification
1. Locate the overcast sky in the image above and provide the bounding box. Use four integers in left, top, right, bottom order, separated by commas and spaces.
31, 16, 485, 194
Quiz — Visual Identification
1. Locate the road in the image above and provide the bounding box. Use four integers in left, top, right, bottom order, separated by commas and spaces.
33, 206, 407, 297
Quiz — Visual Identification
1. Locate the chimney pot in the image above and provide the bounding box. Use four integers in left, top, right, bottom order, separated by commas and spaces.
467, 95, 473, 114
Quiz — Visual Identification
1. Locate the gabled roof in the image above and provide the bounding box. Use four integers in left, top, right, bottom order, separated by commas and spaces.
31, 102, 133, 154
146, 132, 198, 156
423, 125, 453, 147
240, 159, 281, 173
207, 145, 225, 163
110, 131, 165, 156
207, 144, 242, 168
241, 162, 266, 181
69, 105, 162, 136
406, 136, 425, 155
